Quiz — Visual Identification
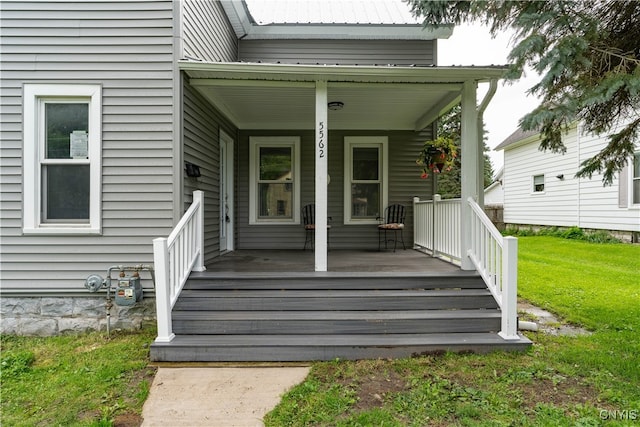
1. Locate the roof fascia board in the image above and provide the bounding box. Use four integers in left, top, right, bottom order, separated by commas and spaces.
179, 61, 508, 83
241, 24, 453, 40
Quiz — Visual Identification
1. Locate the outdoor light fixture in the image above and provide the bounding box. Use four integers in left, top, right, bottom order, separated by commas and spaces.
556, 174, 564, 180
328, 101, 344, 111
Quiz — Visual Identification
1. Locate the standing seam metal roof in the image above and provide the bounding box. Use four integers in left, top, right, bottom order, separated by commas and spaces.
245, 0, 424, 25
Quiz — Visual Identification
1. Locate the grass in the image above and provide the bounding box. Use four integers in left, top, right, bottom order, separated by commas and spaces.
2, 236, 638, 426
1, 328, 156, 426
265, 236, 640, 426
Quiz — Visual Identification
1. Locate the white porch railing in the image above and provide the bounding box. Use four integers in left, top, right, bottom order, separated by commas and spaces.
467, 197, 519, 340
153, 190, 205, 343
413, 195, 462, 263
413, 195, 520, 340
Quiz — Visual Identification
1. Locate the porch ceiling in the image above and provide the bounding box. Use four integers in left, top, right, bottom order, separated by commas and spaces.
181, 61, 508, 131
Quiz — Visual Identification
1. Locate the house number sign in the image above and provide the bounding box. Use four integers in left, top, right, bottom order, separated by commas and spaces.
318, 121, 325, 158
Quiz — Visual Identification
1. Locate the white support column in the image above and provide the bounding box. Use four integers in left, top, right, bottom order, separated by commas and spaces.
314, 80, 328, 271
460, 81, 479, 270
499, 236, 520, 340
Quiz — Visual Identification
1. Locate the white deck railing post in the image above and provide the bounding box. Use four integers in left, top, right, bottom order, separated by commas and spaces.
499, 236, 520, 340
432, 194, 441, 258
192, 190, 206, 272
153, 237, 175, 343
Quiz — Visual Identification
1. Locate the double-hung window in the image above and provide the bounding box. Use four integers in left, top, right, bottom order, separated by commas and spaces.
344, 136, 388, 224
532, 174, 545, 193
249, 136, 300, 224
23, 84, 102, 234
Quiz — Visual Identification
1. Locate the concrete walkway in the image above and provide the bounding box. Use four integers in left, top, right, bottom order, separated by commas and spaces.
141, 367, 310, 427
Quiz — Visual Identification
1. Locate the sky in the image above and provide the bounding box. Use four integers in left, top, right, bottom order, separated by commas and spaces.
437, 23, 542, 172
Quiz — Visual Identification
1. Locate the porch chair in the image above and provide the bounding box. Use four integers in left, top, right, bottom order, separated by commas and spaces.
377, 204, 406, 252
302, 204, 331, 250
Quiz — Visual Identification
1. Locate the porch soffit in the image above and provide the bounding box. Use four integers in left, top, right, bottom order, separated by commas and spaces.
181, 61, 507, 131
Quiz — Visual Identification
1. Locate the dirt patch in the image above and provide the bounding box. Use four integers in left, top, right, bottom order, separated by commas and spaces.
519, 301, 591, 336
114, 412, 143, 427
350, 370, 407, 411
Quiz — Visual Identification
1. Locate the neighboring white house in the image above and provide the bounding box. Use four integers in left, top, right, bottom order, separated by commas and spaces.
484, 166, 504, 205
494, 121, 640, 242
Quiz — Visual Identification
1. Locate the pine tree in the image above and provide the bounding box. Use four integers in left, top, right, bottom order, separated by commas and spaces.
407, 0, 640, 184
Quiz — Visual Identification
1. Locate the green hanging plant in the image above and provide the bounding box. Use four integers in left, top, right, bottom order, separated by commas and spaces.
416, 136, 458, 179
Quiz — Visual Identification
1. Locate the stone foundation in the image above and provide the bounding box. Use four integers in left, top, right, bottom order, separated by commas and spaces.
0, 296, 156, 336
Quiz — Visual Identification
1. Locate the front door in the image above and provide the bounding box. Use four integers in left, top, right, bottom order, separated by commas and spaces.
220, 130, 234, 252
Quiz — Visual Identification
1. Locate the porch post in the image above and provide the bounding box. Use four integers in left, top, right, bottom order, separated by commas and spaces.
314, 80, 328, 271
460, 80, 479, 270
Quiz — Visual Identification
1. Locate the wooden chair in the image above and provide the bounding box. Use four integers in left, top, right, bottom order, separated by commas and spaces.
302, 204, 331, 250
377, 204, 406, 252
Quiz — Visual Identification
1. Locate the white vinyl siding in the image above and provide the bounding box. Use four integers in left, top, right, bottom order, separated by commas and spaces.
23, 84, 102, 234
343, 137, 389, 225
503, 121, 640, 232
0, 1, 175, 294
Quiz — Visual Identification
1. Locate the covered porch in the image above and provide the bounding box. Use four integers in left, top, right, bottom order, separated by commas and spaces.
202, 248, 460, 273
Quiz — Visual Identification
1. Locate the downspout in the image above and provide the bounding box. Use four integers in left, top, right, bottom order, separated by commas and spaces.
476, 79, 498, 208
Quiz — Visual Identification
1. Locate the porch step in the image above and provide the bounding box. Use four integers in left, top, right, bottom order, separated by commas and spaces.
150, 333, 532, 362
174, 289, 498, 311
172, 309, 500, 335
150, 272, 531, 362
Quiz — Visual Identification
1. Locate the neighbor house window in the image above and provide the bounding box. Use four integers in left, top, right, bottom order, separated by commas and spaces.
249, 136, 300, 224
344, 136, 388, 224
533, 174, 545, 193
23, 84, 102, 234
633, 152, 640, 204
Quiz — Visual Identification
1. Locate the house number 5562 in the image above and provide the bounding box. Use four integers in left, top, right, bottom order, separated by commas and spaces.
318, 121, 325, 158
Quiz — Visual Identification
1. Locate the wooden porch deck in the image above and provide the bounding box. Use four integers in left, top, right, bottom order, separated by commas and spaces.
205, 249, 461, 273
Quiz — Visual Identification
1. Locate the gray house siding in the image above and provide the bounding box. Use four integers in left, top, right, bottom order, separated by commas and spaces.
239, 39, 436, 66
182, 80, 238, 266
236, 129, 434, 250
182, 0, 238, 62
0, 1, 175, 294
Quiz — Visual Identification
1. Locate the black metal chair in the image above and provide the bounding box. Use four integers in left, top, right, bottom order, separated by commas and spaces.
302, 204, 331, 250
377, 204, 406, 252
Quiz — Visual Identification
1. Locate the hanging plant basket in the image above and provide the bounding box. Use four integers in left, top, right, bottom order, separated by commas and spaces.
416, 136, 458, 179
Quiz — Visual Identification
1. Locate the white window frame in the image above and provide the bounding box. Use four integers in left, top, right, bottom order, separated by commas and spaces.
23, 84, 102, 234
631, 151, 640, 207
532, 174, 545, 194
249, 136, 300, 225
343, 136, 388, 225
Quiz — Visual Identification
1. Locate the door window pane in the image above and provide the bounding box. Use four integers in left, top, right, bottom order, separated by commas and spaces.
45, 103, 89, 159
43, 165, 90, 221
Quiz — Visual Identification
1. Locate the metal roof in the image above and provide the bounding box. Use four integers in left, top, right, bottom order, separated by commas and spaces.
221, 0, 453, 40
245, 0, 423, 25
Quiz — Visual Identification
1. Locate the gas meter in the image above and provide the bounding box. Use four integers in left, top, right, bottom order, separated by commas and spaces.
114, 271, 143, 306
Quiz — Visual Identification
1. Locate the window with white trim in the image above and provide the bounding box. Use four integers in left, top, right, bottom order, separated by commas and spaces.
23, 84, 102, 234
532, 174, 545, 193
633, 152, 640, 205
249, 136, 300, 224
344, 136, 388, 224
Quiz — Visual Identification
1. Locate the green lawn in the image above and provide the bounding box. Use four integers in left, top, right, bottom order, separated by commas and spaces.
265, 236, 640, 426
1, 329, 156, 426
2, 236, 638, 426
